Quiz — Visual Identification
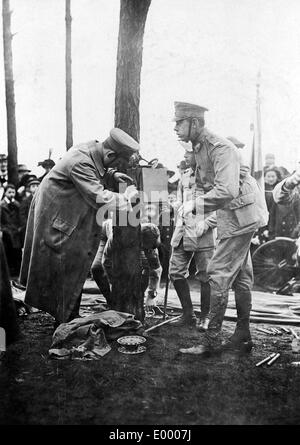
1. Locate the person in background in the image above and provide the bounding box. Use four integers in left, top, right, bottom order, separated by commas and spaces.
264, 153, 276, 172
0, 154, 8, 200
268, 169, 300, 239
0, 184, 22, 277
273, 163, 300, 240
177, 160, 187, 178
273, 162, 300, 204
169, 148, 216, 330
264, 167, 282, 212
16, 164, 32, 202
277, 166, 290, 180
19, 176, 40, 245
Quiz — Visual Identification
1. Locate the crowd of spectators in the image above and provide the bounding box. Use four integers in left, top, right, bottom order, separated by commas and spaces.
0, 154, 55, 278
251, 154, 300, 251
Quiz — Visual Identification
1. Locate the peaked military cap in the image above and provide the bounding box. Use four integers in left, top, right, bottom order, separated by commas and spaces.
105, 128, 140, 155
226, 136, 245, 149
172, 101, 209, 122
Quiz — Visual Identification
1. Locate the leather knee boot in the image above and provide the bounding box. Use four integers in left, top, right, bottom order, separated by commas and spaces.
229, 290, 253, 351
171, 278, 196, 327
204, 290, 228, 346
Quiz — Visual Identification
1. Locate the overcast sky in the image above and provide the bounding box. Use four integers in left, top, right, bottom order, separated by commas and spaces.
0, 0, 300, 176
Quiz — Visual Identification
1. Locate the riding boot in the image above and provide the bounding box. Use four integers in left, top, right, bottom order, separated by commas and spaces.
228, 290, 253, 352
203, 290, 228, 348
171, 278, 196, 327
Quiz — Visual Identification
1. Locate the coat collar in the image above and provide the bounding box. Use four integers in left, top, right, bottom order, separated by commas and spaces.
193, 127, 209, 152
89, 141, 105, 178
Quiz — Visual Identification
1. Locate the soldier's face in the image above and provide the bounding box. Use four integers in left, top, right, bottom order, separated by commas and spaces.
174, 119, 191, 142
103, 149, 130, 172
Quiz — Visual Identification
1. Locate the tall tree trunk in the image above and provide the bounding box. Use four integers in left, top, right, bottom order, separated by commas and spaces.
2, 0, 18, 185
112, 0, 151, 322
65, 0, 73, 150
114, 0, 151, 141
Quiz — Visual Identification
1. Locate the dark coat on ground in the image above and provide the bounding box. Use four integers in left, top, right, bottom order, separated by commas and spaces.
20, 140, 119, 323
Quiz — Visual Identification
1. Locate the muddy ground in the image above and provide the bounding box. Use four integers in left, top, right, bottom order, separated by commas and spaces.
1, 305, 300, 425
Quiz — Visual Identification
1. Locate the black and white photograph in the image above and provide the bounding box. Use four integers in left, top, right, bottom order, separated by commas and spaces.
1, 0, 300, 429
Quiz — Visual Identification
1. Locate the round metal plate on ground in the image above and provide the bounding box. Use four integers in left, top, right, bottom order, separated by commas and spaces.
117, 336, 146, 346
118, 345, 147, 354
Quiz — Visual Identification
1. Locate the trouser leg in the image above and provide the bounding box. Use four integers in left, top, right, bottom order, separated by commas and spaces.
91, 263, 112, 305
203, 232, 254, 348
193, 249, 213, 318
91, 239, 112, 306
200, 281, 210, 317
68, 293, 82, 322
229, 251, 253, 348
169, 243, 196, 325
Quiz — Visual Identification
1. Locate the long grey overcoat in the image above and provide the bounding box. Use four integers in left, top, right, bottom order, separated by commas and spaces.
20, 140, 116, 323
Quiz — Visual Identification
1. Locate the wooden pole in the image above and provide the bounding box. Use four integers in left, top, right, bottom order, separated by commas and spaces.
65, 0, 73, 150
2, 0, 18, 185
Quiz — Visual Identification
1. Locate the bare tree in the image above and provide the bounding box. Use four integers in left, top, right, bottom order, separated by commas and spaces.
111, 0, 151, 321
65, 0, 73, 150
2, 0, 18, 185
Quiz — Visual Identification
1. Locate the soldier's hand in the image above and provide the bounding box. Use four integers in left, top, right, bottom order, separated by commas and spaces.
113, 172, 134, 184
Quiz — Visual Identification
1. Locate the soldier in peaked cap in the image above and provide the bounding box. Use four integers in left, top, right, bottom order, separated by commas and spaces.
20, 129, 140, 325
172, 102, 267, 355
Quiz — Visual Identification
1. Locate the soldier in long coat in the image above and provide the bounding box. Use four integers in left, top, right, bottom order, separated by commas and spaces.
20, 129, 140, 325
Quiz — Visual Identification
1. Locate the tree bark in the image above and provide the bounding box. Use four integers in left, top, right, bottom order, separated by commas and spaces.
2, 0, 18, 185
65, 0, 73, 150
114, 0, 151, 141
112, 0, 151, 322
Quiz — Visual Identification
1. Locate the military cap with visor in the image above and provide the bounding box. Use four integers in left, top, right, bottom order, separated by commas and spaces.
173, 101, 209, 122
105, 128, 140, 157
